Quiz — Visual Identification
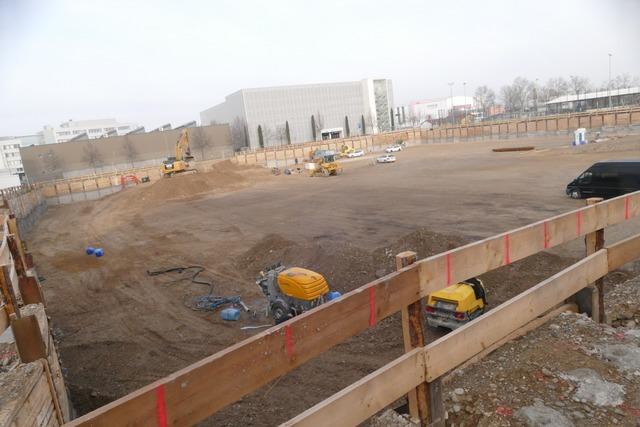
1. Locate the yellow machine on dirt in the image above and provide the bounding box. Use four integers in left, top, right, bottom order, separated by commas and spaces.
340, 145, 355, 157
256, 263, 332, 324
160, 129, 196, 176
425, 278, 487, 329
305, 150, 341, 177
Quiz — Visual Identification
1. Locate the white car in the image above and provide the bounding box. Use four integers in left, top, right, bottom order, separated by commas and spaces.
376, 154, 396, 163
385, 145, 403, 153
347, 149, 365, 158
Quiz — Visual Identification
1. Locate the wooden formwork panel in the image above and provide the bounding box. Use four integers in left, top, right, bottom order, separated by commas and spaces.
603, 113, 616, 126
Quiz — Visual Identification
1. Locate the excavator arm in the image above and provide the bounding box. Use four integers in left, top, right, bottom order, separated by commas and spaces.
175, 130, 194, 161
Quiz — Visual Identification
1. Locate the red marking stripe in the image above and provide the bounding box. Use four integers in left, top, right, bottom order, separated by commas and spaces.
284, 325, 294, 358
503, 234, 511, 265
576, 211, 582, 235
446, 253, 452, 285
625, 196, 630, 220
543, 221, 550, 249
156, 385, 167, 427
369, 287, 376, 326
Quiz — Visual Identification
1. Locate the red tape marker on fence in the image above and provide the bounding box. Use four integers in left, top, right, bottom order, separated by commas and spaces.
625, 196, 630, 220
156, 384, 167, 427
543, 221, 550, 249
503, 234, 511, 265
284, 325, 294, 359
369, 287, 376, 327
446, 253, 452, 285
576, 211, 582, 236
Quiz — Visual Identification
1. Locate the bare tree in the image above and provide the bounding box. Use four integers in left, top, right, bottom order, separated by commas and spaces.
230, 117, 248, 149
314, 111, 325, 138
613, 73, 640, 88
82, 143, 103, 173
366, 114, 378, 133
275, 124, 287, 145
568, 75, 592, 96
190, 127, 211, 160
41, 149, 62, 175
121, 136, 138, 168
500, 77, 533, 113
474, 85, 496, 118
262, 126, 276, 146
541, 77, 569, 102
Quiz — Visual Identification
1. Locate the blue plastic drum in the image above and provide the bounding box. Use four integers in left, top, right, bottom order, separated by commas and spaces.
94, 248, 104, 257
327, 291, 342, 301
85, 246, 95, 255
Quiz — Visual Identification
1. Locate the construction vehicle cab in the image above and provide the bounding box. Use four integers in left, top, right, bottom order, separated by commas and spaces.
425, 278, 487, 330
340, 145, 355, 157
256, 263, 330, 324
161, 129, 196, 176
305, 149, 341, 177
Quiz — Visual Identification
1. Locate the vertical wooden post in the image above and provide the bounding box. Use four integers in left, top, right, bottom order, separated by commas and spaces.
585, 197, 605, 322
0, 265, 19, 317
396, 251, 443, 426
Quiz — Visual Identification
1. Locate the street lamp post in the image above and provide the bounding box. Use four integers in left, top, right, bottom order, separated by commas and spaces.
448, 82, 454, 126
463, 81, 467, 123
608, 53, 613, 110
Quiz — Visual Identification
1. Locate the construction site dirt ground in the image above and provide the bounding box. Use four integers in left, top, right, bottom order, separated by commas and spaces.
27, 134, 640, 425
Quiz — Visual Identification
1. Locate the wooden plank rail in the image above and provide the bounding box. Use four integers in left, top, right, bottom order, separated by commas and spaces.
285, 233, 640, 425
69, 191, 640, 427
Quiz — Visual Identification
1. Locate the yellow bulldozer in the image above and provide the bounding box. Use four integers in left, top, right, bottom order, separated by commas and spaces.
305, 149, 341, 177
160, 129, 196, 176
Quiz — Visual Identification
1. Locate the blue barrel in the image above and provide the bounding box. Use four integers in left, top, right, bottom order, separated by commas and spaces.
221, 308, 241, 321
327, 291, 342, 301
94, 248, 104, 257
85, 246, 95, 255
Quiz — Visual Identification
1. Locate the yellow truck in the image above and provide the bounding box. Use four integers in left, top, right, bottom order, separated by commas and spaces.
425, 278, 487, 329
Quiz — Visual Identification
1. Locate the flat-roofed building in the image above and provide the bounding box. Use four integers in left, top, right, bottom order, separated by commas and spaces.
200, 78, 394, 149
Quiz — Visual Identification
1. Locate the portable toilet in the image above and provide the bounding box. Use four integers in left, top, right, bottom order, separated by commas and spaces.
573, 128, 587, 146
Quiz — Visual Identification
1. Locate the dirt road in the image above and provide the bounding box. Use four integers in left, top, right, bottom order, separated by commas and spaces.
28, 134, 640, 424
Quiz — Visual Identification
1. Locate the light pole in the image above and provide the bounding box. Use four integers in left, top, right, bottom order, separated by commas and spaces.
463, 81, 467, 123
448, 82, 454, 126
534, 78, 539, 116
608, 53, 612, 110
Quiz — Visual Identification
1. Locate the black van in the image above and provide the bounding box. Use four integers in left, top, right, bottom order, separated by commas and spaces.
566, 160, 640, 199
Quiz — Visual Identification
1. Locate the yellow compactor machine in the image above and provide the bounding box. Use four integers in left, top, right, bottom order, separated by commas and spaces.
256, 263, 332, 324
425, 278, 487, 329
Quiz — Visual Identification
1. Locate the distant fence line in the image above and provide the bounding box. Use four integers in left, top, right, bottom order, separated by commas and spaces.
232, 107, 640, 167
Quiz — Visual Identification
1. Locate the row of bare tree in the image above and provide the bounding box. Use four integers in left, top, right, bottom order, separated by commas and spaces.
40, 128, 218, 176
475, 73, 640, 115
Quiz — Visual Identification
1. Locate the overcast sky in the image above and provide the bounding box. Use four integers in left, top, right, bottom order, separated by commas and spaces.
1, 0, 639, 136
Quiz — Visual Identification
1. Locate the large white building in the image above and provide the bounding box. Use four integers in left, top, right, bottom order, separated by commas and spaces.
0, 138, 25, 188
409, 96, 475, 122
200, 79, 394, 149
42, 118, 141, 144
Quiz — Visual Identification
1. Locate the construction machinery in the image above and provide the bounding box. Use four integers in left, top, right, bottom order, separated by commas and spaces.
425, 278, 487, 329
305, 149, 341, 177
256, 263, 331, 324
340, 145, 355, 157
160, 129, 196, 176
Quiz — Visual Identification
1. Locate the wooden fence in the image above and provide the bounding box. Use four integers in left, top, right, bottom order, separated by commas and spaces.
232, 106, 640, 167
68, 190, 640, 426
0, 201, 71, 425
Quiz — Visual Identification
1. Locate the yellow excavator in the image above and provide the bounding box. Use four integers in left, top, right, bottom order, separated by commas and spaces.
160, 130, 196, 176
305, 149, 341, 177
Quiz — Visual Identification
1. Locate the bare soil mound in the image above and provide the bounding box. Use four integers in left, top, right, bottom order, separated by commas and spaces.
139, 161, 269, 203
